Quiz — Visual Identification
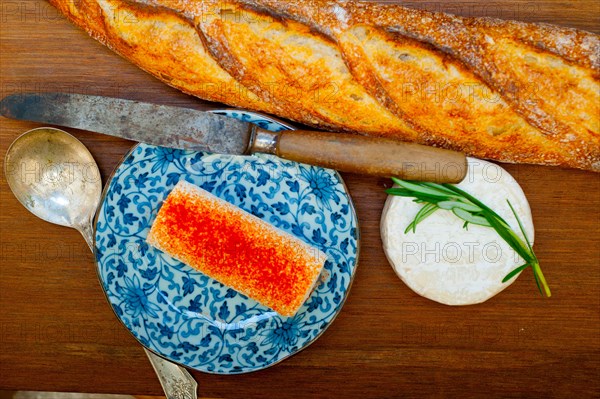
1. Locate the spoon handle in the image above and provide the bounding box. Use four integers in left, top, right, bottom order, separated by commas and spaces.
81, 222, 198, 399
80, 222, 95, 252
146, 349, 199, 399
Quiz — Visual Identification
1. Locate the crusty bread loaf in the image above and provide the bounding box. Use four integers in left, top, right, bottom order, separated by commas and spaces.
49, 0, 599, 171
147, 180, 326, 317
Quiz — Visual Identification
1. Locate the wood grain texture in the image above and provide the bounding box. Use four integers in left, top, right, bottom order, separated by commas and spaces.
0, 0, 599, 398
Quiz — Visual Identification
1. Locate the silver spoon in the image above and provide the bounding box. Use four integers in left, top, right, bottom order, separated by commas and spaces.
4, 127, 198, 399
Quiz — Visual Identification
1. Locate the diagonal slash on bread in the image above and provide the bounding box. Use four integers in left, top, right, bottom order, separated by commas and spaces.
48, 0, 599, 171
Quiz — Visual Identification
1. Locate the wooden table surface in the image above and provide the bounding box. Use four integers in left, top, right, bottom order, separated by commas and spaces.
1, 0, 599, 397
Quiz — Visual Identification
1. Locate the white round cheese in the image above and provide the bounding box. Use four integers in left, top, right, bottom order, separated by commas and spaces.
381, 158, 534, 305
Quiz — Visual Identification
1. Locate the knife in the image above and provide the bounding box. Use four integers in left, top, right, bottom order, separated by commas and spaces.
0, 92, 467, 183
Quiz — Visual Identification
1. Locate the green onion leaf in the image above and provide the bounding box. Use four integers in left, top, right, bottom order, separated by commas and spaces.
503, 264, 529, 282
392, 179, 453, 197
405, 203, 439, 233
452, 208, 491, 227
437, 200, 482, 213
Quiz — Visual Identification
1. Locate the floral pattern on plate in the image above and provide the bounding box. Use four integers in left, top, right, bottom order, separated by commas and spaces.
94, 110, 359, 373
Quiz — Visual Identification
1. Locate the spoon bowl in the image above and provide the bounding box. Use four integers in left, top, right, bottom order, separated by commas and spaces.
4, 127, 101, 243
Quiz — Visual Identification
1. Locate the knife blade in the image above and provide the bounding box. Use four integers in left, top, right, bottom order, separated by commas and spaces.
0, 92, 252, 154
0, 92, 467, 183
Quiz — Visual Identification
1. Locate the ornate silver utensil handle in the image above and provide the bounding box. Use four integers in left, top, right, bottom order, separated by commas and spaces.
82, 224, 198, 399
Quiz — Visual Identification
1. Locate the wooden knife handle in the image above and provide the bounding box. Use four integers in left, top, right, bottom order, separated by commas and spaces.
251, 128, 467, 183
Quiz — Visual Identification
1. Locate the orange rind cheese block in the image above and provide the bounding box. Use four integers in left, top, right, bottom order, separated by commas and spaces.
147, 180, 326, 317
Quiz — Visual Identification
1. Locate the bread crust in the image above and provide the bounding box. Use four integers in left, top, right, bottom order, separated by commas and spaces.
48, 0, 600, 171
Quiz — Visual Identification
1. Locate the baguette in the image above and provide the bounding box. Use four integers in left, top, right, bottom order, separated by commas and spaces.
147, 180, 326, 317
48, 0, 599, 171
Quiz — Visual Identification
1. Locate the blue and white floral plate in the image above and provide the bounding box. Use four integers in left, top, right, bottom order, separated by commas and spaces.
94, 110, 359, 374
